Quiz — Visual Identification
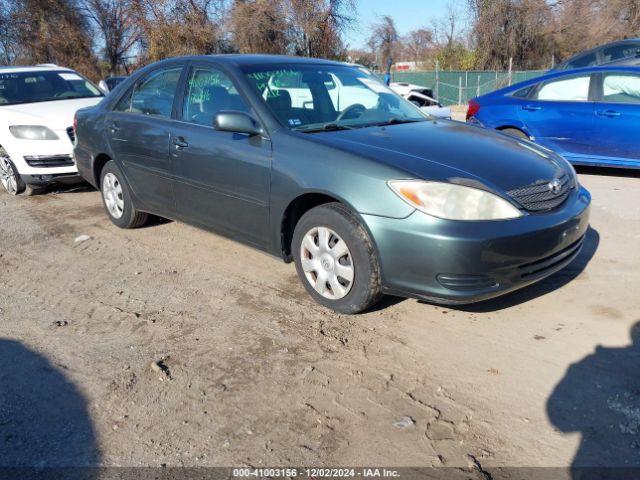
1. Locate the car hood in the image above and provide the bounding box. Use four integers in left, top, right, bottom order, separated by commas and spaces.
0, 98, 102, 131
304, 120, 567, 193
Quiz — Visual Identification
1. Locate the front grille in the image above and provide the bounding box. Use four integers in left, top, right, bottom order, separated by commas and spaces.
518, 235, 584, 279
24, 154, 75, 168
507, 174, 572, 212
66, 126, 75, 143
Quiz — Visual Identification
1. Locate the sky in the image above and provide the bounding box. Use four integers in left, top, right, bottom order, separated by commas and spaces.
346, 0, 464, 49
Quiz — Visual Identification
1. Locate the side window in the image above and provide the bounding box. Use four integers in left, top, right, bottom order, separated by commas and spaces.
114, 88, 133, 112
129, 67, 182, 118
602, 44, 640, 63
183, 67, 249, 127
602, 73, 640, 104
535, 75, 591, 102
512, 85, 534, 99
566, 52, 598, 70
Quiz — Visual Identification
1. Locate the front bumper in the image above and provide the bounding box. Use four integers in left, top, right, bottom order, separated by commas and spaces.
3, 129, 78, 178
362, 186, 591, 305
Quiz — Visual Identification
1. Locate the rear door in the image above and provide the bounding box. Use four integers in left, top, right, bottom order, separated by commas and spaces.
591, 71, 640, 165
517, 73, 596, 158
105, 64, 184, 216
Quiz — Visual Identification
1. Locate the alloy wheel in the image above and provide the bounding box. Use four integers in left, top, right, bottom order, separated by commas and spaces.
0, 155, 19, 195
102, 172, 124, 219
300, 226, 355, 300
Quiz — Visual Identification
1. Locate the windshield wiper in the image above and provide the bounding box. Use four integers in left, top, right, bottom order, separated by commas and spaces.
366, 118, 425, 127
296, 123, 353, 133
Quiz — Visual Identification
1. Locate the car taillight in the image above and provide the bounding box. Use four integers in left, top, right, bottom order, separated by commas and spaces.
73, 113, 78, 132
466, 99, 480, 120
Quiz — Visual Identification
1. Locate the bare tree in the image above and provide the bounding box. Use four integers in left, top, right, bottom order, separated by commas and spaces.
468, 0, 555, 69
287, 0, 355, 59
133, 0, 229, 64
230, 0, 288, 54
0, 0, 19, 64
402, 28, 434, 63
81, 0, 139, 75
367, 15, 399, 68
10, 0, 99, 78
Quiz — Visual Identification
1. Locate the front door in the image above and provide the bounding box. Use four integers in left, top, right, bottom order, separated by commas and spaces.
106, 65, 184, 215
591, 71, 640, 166
170, 64, 271, 248
518, 73, 596, 160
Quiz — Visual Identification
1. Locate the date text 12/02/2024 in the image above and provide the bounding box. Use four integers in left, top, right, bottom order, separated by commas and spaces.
232, 468, 400, 478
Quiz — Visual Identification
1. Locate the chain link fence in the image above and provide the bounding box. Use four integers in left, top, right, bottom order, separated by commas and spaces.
391, 70, 546, 106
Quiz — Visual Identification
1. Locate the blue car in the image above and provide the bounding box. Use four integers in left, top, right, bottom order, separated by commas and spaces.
468, 66, 640, 169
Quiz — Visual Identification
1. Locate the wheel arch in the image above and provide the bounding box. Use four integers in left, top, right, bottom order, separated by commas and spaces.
92, 153, 113, 187
279, 191, 373, 263
496, 124, 532, 138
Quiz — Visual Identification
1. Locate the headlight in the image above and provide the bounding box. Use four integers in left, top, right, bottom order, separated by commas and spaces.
9, 125, 59, 140
388, 180, 523, 221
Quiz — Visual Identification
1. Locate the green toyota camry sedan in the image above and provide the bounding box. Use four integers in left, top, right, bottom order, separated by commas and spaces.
73, 55, 591, 314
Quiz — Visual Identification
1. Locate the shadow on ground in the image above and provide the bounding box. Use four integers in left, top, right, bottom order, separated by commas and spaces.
548, 322, 640, 477
0, 339, 99, 468
576, 165, 640, 179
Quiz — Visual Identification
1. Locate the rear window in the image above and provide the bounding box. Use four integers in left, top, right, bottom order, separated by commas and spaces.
512, 85, 534, 99
565, 53, 598, 70
602, 43, 640, 63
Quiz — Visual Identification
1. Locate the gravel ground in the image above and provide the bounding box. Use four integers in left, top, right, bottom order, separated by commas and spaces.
0, 168, 639, 475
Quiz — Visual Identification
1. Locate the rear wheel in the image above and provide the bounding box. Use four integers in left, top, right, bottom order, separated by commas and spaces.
0, 150, 25, 195
500, 128, 530, 140
100, 160, 148, 228
292, 203, 382, 314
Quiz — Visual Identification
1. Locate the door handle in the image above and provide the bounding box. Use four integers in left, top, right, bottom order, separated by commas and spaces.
522, 105, 542, 112
172, 137, 189, 149
108, 123, 121, 133
596, 110, 621, 117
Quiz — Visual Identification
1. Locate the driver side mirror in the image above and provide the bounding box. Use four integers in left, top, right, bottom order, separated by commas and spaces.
214, 111, 263, 136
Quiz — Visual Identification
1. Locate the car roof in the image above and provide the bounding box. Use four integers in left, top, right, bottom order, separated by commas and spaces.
557, 38, 640, 68
0, 64, 74, 74
151, 54, 348, 68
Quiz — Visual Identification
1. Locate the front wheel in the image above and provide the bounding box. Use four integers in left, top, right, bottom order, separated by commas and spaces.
292, 203, 383, 314
100, 160, 148, 229
0, 151, 25, 195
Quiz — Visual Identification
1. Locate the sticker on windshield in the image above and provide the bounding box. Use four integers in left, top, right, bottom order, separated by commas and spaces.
59, 73, 83, 81
288, 119, 302, 127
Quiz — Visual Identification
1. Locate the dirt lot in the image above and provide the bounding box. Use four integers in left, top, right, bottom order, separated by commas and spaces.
0, 168, 639, 474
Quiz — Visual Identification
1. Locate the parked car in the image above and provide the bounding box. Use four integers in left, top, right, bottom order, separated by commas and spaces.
74, 55, 591, 314
98, 76, 127, 93
0, 65, 103, 195
389, 82, 452, 119
467, 66, 640, 169
554, 38, 640, 71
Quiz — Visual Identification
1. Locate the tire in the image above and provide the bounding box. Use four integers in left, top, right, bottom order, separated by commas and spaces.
500, 128, 530, 140
99, 160, 148, 229
292, 202, 383, 314
0, 149, 25, 195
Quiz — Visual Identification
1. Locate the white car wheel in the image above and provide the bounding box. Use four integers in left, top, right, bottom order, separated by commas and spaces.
0, 154, 22, 196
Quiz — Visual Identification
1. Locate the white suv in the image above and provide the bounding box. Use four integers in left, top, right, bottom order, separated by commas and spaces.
0, 65, 103, 195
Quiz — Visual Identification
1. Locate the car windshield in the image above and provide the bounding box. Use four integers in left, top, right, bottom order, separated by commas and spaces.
241, 64, 427, 131
0, 70, 103, 106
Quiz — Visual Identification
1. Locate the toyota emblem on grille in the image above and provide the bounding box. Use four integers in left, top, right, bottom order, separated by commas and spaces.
548, 178, 562, 194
